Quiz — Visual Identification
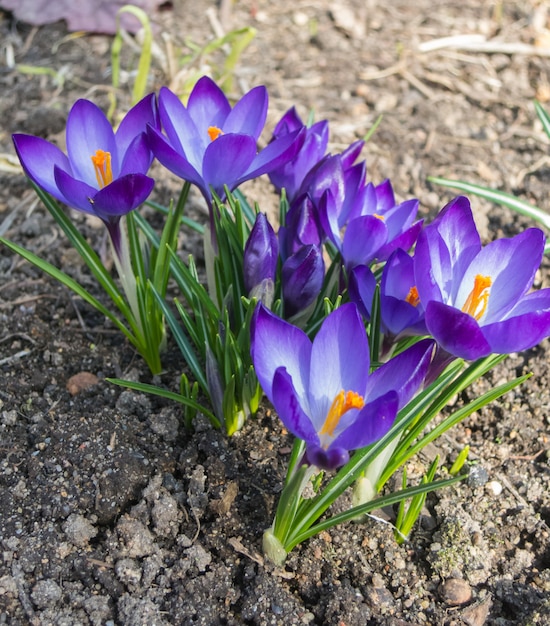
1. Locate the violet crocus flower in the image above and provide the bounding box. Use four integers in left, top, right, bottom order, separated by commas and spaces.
281, 244, 325, 319
147, 76, 305, 205
349, 249, 427, 339
268, 107, 329, 203
319, 176, 422, 269
243, 213, 278, 304
251, 303, 434, 470
12, 94, 158, 247
414, 196, 550, 360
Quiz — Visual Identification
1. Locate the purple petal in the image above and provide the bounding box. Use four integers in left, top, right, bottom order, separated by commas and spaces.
305, 445, 350, 471
348, 265, 377, 321
373, 179, 395, 213
13, 134, 71, 201
377, 220, 423, 262
66, 99, 117, 184
243, 213, 279, 294
158, 86, 204, 171
54, 166, 98, 214
282, 245, 325, 317
250, 304, 312, 403
342, 215, 388, 268
457, 229, 544, 323
202, 134, 257, 196
147, 126, 205, 193
340, 139, 364, 169
366, 339, 434, 408
92, 174, 155, 219
331, 392, 399, 451
224, 85, 268, 139
241, 128, 306, 182
425, 300, 491, 360
482, 289, 550, 353
119, 133, 154, 177
308, 304, 370, 432
187, 76, 231, 134
271, 367, 318, 444
115, 93, 159, 162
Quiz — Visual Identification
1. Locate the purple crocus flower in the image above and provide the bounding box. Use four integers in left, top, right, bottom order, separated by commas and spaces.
251, 303, 434, 470
281, 244, 325, 319
319, 176, 422, 269
415, 196, 550, 360
13, 94, 158, 246
268, 107, 329, 203
243, 213, 278, 304
349, 249, 427, 339
147, 76, 305, 205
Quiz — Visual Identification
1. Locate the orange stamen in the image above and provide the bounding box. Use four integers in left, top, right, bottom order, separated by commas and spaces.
91, 149, 113, 189
319, 390, 365, 438
373, 213, 385, 221
208, 126, 224, 141
405, 285, 420, 307
462, 274, 492, 321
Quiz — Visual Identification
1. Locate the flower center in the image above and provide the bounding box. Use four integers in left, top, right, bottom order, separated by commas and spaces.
405, 285, 420, 307
319, 390, 365, 438
208, 126, 224, 141
462, 274, 492, 321
91, 149, 113, 189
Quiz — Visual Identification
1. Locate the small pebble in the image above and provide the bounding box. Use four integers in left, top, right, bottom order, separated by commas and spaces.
439, 578, 472, 606
467, 465, 489, 488
66, 372, 99, 395
486, 480, 503, 496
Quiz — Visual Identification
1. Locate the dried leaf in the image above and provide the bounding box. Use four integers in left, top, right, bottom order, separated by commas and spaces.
0, 0, 165, 34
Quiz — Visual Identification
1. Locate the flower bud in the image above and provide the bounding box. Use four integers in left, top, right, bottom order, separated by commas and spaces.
282, 244, 324, 318
243, 213, 278, 305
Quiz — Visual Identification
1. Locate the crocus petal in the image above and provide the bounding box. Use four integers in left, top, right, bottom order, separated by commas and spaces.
366, 339, 434, 408
115, 93, 159, 161
241, 128, 306, 182
202, 134, 257, 196
457, 229, 544, 322
482, 289, 550, 353
224, 85, 268, 139
187, 76, 231, 133
373, 179, 395, 213
308, 304, 370, 432
54, 166, 98, 214
243, 213, 278, 295
251, 304, 312, 403
66, 99, 117, 184
13, 134, 71, 201
147, 126, 205, 192
271, 367, 318, 444
91, 174, 155, 219
348, 265, 377, 321
342, 214, 388, 268
119, 133, 155, 177
376, 220, 422, 262
425, 301, 491, 360
282, 245, 325, 318
305, 445, 350, 471
330, 391, 399, 451
158, 86, 204, 170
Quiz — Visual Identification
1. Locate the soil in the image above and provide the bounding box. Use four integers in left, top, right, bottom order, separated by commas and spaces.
1, 1, 550, 624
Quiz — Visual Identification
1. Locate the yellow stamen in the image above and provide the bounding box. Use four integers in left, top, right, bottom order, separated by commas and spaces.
373, 213, 385, 221
462, 274, 492, 321
91, 149, 113, 189
405, 285, 420, 307
208, 126, 224, 141
319, 390, 365, 438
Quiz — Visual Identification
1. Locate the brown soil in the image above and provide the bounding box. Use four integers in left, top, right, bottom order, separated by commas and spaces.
1, 1, 550, 624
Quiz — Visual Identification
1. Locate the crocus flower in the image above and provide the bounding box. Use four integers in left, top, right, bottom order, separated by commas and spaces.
243, 213, 278, 304
268, 107, 329, 203
13, 94, 158, 247
251, 303, 434, 470
349, 249, 427, 340
319, 176, 422, 269
147, 76, 305, 205
281, 244, 325, 319
414, 196, 550, 360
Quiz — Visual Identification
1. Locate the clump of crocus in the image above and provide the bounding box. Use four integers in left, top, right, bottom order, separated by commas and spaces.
414, 196, 550, 360
147, 76, 305, 207
251, 302, 435, 470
